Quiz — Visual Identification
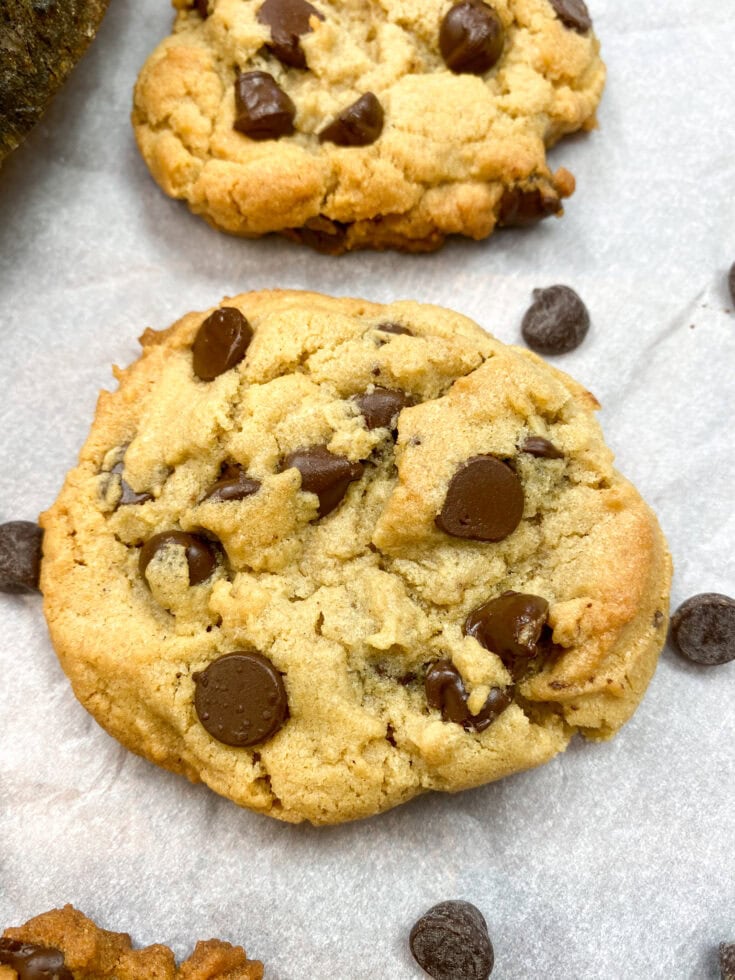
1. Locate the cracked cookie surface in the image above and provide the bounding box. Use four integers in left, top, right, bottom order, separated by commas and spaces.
40, 290, 671, 825
132, 0, 605, 253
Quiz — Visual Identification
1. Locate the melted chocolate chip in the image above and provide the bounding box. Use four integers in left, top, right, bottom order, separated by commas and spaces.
282, 446, 364, 517
139, 531, 217, 586
548, 0, 592, 33
376, 322, 413, 336
670, 593, 735, 666
192, 307, 253, 381
497, 186, 561, 226
234, 71, 296, 140
257, 0, 324, 69
519, 435, 563, 459
194, 0, 209, 17
720, 943, 735, 980
319, 92, 384, 147
203, 464, 261, 502
0, 521, 43, 594
194, 651, 288, 746
354, 387, 411, 432
110, 461, 153, 506
425, 659, 511, 733
288, 216, 349, 253
0, 938, 73, 980
521, 285, 590, 355
465, 592, 549, 675
436, 456, 524, 542
439, 1, 504, 75
410, 901, 494, 980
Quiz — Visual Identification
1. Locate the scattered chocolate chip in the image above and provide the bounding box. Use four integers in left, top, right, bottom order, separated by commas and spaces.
194, 651, 288, 746
521, 285, 590, 355
0, 938, 73, 980
234, 70, 296, 140
519, 435, 564, 459
465, 592, 549, 675
548, 0, 592, 33
720, 942, 735, 980
439, 1, 505, 75
354, 387, 411, 432
139, 531, 217, 586
376, 322, 413, 336
436, 456, 524, 542
110, 461, 153, 506
425, 659, 511, 733
204, 464, 261, 502
282, 446, 364, 518
728, 263, 735, 307
192, 307, 253, 381
670, 594, 735, 666
194, 0, 209, 17
497, 186, 561, 227
0, 521, 43, 595
409, 901, 494, 980
257, 0, 324, 69
319, 92, 384, 147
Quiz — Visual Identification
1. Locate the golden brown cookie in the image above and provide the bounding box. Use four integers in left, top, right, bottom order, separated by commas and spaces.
40, 290, 671, 825
132, 0, 605, 252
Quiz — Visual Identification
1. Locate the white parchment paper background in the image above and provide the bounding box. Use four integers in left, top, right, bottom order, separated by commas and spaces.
1, 1, 734, 976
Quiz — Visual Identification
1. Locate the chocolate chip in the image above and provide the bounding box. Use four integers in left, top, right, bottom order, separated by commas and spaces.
670, 593, 735, 666
110, 461, 153, 506
425, 659, 511, 733
720, 942, 735, 980
203, 464, 261, 502
0, 521, 43, 594
497, 187, 561, 227
728, 263, 735, 307
376, 322, 413, 336
192, 307, 253, 381
439, 1, 504, 75
436, 456, 524, 542
0, 938, 73, 980
257, 0, 324, 69
521, 285, 590, 355
548, 0, 592, 33
282, 446, 364, 517
139, 531, 217, 586
194, 651, 288, 746
194, 0, 209, 16
234, 71, 296, 140
287, 216, 350, 254
465, 592, 549, 675
409, 901, 494, 980
319, 92, 384, 147
354, 387, 411, 432
519, 435, 563, 459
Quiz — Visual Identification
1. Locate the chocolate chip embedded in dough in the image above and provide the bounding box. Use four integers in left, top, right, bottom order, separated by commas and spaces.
192, 307, 253, 381
376, 322, 413, 336
110, 461, 153, 506
319, 93, 384, 147
139, 531, 217, 586
194, 0, 209, 17
194, 651, 288, 746
464, 592, 549, 672
203, 464, 261, 502
670, 593, 735, 666
549, 0, 592, 33
282, 446, 364, 518
257, 0, 324, 69
436, 456, 524, 542
521, 285, 590, 355
354, 387, 411, 432
519, 435, 564, 460
0, 938, 73, 980
233, 71, 296, 140
0, 521, 43, 595
497, 187, 561, 227
409, 901, 495, 980
425, 659, 511, 733
439, 1, 505, 75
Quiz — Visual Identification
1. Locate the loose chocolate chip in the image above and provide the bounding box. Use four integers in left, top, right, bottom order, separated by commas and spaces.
0, 521, 43, 595
436, 456, 524, 542
192, 307, 253, 381
720, 942, 735, 980
548, 0, 592, 33
110, 461, 153, 506
425, 659, 511, 733
409, 901, 494, 980
204, 464, 261, 502
194, 651, 288, 746
728, 263, 735, 307
354, 387, 411, 432
257, 0, 324, 69
670, 593, 735, 666
439, 1, 505, 75
376, 322, 413, 336
521, 285, 590, 355
519, 435, 564, 459
465, 592, 549, 675
282, 446, 364, 518
319, 92, 384, 147
0, 938, 73, 980
234, 70, 296, 140
139, 531, 217, 586
194, 0, 209, 17
497, 186, 561, 227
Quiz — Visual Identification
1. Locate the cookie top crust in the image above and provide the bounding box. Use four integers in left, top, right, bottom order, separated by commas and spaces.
40, 291, 671, 825
132, 0, 605, 252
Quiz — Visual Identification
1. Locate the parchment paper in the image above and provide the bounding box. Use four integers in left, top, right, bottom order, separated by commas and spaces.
1, 1, 734, 977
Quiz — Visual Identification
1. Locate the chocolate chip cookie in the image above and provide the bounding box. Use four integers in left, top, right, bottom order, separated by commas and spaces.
40, 290, 671, 824
132, 0, 605, 253
0, 906, 263, 979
